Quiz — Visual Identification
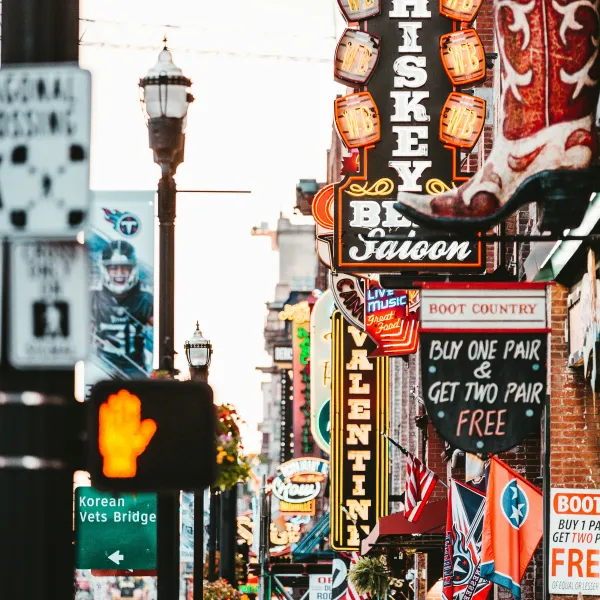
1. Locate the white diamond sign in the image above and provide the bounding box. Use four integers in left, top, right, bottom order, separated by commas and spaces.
9, 240, 90, 368
0, 64, 91, 237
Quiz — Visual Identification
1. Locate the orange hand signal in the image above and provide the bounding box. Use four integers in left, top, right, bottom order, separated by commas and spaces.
98, 389, 157, 478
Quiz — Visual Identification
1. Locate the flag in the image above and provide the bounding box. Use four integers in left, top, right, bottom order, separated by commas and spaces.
404, 452, 438, 522
480, 457, 543, 599
443, 480, 492, 600
345, 552, 370, 600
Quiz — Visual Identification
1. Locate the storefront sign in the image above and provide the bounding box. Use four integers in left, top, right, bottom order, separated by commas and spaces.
330, 311, 389, 550
440, 92, 486, 149
330, 272, 366, 331
310, 575, 333, 600
365, 280, 420, 356
311, 290, 335, 453
440, 29, 486, 86
272, 458, 329, 506
279, 499, 316, 515
421, 331, 547, 453
334, 30, 380, 86
550, 489, 600, 596
333, 0, 484, 273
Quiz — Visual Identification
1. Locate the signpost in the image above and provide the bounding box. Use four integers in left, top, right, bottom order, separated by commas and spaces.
75, 487, 157, 571
9, 240, 89, 368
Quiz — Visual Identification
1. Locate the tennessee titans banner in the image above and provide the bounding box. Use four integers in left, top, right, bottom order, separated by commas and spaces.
84, 191, 155, 396
443, 480, 491, 600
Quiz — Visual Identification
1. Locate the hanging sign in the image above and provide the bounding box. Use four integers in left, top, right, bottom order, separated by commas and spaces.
440, 0, 484, 21
332, 0, 485, 273
310, 290, 335, 453
420, 283, 549, 454
272, 458, 329, 510
365, 281, 420, 356
439, 29, 486, 86
440, 93, 486, 149
330, 272, 366, 331
330, 311, 389, 551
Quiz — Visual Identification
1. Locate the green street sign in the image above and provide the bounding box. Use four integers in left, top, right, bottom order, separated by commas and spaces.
318, 399, 330, 449
75, 486, 157, 570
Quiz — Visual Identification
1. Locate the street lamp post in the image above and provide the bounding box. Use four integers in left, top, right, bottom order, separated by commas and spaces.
185, 323, 213, 597
140, 42, 194, 600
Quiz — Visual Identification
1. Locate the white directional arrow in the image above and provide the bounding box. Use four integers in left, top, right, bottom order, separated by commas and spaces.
108, 550, 124, 565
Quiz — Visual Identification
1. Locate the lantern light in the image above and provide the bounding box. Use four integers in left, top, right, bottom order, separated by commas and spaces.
184, 322, 213, 369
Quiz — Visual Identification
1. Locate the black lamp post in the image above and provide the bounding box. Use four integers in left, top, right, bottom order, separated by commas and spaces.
185, 323, 213, 596
139, 42, 194, 600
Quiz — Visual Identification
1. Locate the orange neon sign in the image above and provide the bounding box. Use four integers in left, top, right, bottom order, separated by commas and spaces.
440, 29, 486, 86
440, 0, 484, 22
334, 92, 380, 149
440, 92, 486, 149
98, 389, 157, 478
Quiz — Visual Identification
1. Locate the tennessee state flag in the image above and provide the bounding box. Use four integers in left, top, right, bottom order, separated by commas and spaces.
480, 457, 543, 599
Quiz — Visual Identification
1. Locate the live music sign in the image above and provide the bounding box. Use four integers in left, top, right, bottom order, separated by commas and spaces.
419, 283, 550, 454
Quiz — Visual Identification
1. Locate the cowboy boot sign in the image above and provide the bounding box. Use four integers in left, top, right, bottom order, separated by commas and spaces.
393, 0, 600, 233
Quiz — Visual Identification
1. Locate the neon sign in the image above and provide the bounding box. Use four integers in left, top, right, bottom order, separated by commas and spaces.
440, 29, 486, 86
334, 29, 381, 86
440, 92, 486, 149
334, 92, 380, 149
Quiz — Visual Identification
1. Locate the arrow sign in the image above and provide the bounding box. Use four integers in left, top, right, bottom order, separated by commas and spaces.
108, 550, 124, 565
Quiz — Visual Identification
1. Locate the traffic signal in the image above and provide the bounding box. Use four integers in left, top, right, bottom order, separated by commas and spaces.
88, 379, 216, 492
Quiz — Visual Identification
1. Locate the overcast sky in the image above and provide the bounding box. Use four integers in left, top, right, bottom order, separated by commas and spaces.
80, 0, 346, 451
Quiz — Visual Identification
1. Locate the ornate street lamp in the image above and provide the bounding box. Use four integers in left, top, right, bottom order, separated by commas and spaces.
184, 322, 213, 380
139, 42, 193, 600
139, 40, 194, 375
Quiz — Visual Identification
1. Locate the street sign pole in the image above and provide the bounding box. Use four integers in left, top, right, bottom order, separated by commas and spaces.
0, 2, 84, 599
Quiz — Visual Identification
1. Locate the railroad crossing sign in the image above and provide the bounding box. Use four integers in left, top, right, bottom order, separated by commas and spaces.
9, 240, 89, 368
75, 487, 157, 570
0, 65, 91, 237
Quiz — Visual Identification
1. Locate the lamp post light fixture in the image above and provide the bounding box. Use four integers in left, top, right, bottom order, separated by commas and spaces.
185, 322, 213, 381
139, 41, 193, 600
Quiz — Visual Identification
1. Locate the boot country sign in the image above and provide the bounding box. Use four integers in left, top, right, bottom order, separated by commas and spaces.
419, 282, 550, 454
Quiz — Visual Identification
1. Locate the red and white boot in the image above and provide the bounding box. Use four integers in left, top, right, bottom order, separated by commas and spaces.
393, 0, 600, 232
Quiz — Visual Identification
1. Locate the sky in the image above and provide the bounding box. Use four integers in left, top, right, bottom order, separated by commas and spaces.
80, 0, 347, 452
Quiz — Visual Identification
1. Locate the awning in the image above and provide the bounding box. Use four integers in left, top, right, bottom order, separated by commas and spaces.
361, 499, 447, 555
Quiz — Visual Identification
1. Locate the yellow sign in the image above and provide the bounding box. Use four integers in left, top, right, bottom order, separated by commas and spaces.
279, 500, 316, 515
98, 389, 157, 478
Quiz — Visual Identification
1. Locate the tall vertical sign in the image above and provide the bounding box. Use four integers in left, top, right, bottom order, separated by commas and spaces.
330, 310, 389, 550
85, 191, 155, 396
332, 0, 485, 272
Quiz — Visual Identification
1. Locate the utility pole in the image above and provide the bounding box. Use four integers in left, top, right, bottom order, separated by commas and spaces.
0, 1, 82, 599
220, 484, 238, 585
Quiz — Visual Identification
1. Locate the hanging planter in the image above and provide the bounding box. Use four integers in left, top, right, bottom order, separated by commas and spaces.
214, 403, 252, 490
349, 555, 392, 598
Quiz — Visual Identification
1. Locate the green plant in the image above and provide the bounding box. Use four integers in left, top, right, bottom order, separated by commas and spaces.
202, 578, 243, 600
215, 404, 251, 490
349, 555, 391, 598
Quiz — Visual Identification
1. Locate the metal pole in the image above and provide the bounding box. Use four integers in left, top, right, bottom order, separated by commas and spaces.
156, 171, 180, 600
220, 485, 238, 585
258, 477, 267, 600
542, 398, 551, 600
0, 3, 80, 600
194, 490, 204, 599
208, 488, 219, 581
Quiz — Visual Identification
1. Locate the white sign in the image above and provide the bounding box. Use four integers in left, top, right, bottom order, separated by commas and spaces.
550, 488, 600, 596
310, 575, 332, 600
420, 284, 548, 331
0, 65, 91, 237
10, 241, 89, 367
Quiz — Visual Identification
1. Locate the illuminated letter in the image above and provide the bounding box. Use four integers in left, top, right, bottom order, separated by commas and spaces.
392, 126, 428, 157
346, 499, 372, 521
348, 450, 372, 471
347, 423, 372, 445
390, 91, 430, 122
390, 0, 431, 17
342, 42, 361, 72
348, 327, 369, 348
397, 23, 423, 52
393, 56, 427, 88
352, 475, 366, 495
349, 201, 381, 227
348, 397, 371, 417
346, 349, 373, 371
388, 161, 432, 191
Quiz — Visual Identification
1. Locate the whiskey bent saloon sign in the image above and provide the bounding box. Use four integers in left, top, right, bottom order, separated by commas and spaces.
333, 0, 485, 272
330, 311, 389, 551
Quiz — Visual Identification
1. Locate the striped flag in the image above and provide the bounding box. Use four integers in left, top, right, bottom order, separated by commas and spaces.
404, 452, 438, 522
346, 552, 370, 600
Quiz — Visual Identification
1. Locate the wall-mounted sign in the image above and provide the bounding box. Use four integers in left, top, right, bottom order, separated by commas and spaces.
421, 331, 547, 453
440, 92, 486, 149
365, 281, 420, 356
330, 272, 366, 331
419, 283, 549, 454
334, 92, 380, 149
334, 29, 381, 86
337, 0, 381, 21
274, 345, 293, 363
310, 290, 335, 453
313, 183, 335, 268
330, 311, 389, 550
550, 489, 600, 596
440, 0, 484, 22
440, 29, 486, 86
272, 458, 329, 506
333, 0, 485, 273
280, 499, 316, 515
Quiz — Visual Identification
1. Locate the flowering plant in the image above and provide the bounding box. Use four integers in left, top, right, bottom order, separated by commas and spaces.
215, 404, 251, 490
202, 578, 243, 600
